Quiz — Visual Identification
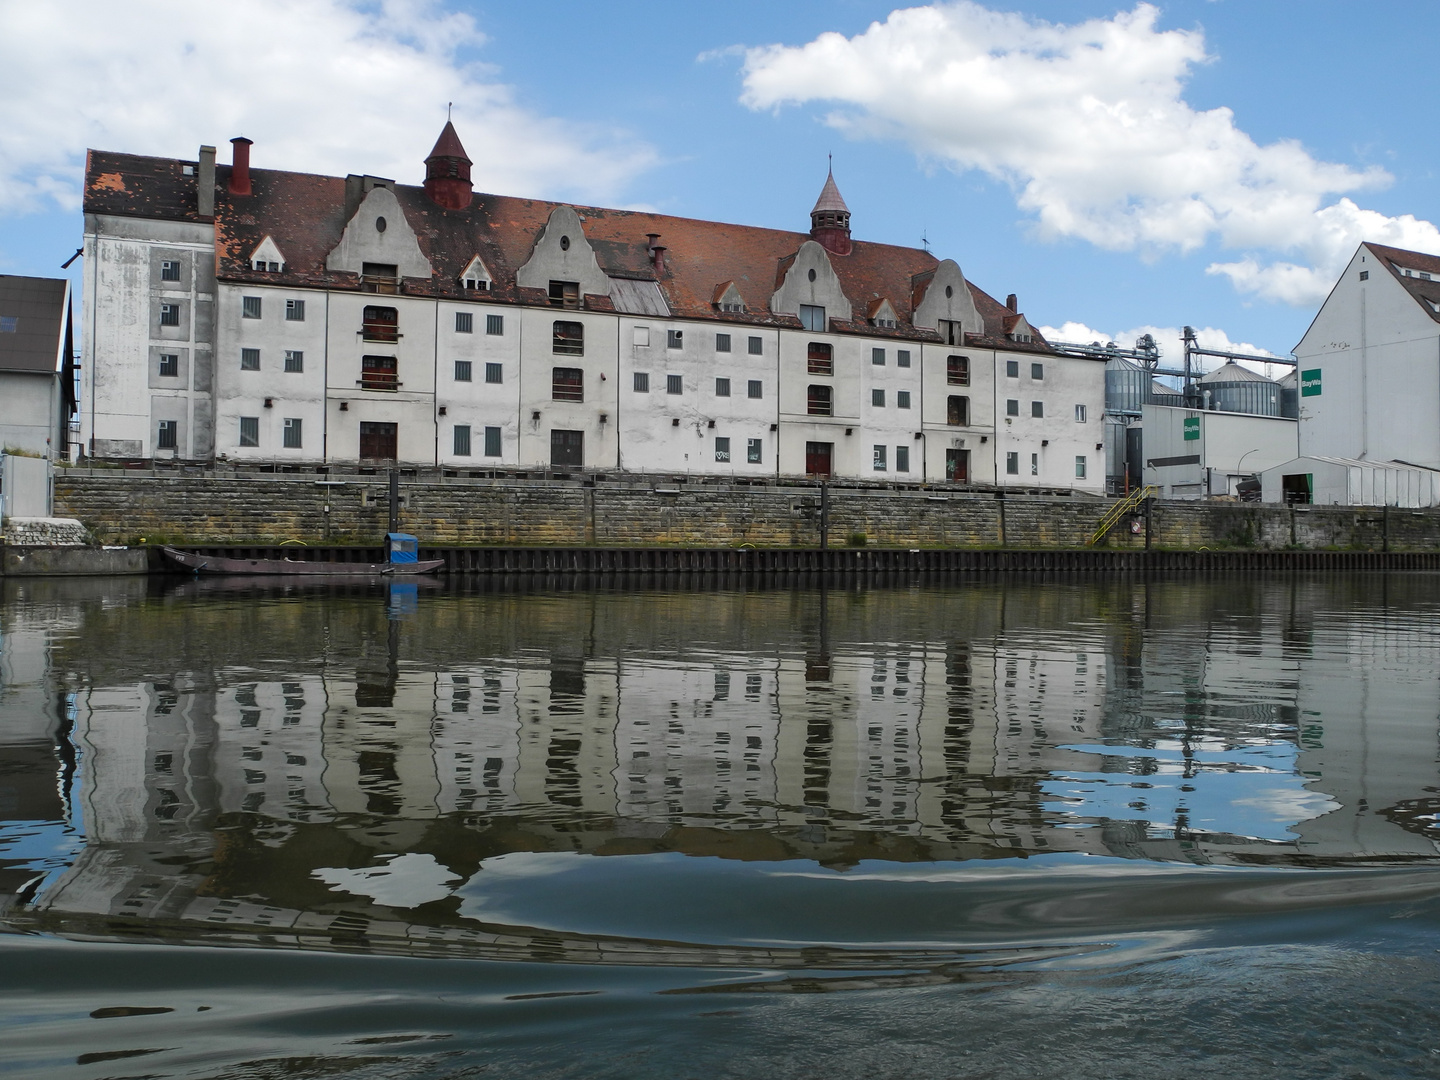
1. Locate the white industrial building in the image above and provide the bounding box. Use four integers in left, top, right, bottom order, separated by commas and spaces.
81, 125, 1106, 490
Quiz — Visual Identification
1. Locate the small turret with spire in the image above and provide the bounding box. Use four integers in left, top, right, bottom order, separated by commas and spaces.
423, 118, 473, 211
809, 159, 852, 256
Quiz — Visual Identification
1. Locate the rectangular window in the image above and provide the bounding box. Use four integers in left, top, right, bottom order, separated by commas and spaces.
160, 260, 180, 282
872, 388, 885, 408
283, 418, 302, 449
873, 444, 887, 471
807, 342, 833, 375
548, 280, 580, 308
1031, 400, 1043, 418
0, 317, 15, 333
361, 354, 399, 391
284, 350, 303, 373
716, 333, 731, 353
1030, 453, 1039, 476
455, 311, 473, 333
634, 326, 650, 347
240, 348, 260, 371
897, 390, 911, 409
286, 299, 305, 322
485, 362, 503, 384
159, 303, 180, 326
668, 329, 684, 350
715, 377, 731, 397
896, 445, 910, 472
807, 384, 832, 416
1006, 452, 1019, 475
799, 304, 826, 332
1359, 270, 1369, 281
747, 380, 763, 399
239, 416, 259, 447
947, 355, 970, 385
553, 320, 584, 355
486, 314, 504, 336
552, 367, 584, 402
242, 296, 262, 319
361, 305, 398, 342
1006, 359, 1019, 378
1075, 404, 1087, 423
453, 424, 472, 456
484, 426, 502, 457
872, 347, 885, 366
947, 395, 969, 426
454, 360, 473, 382
897, 349, 911, 368
715, 437, 731, 463
633, 372, 650, 393
939, 319, 963, 346
1006, 398, 1020, 416
1031, 362, 1044, 380
158, 353, 179, 378
667, 374, 683, 395
747, 438, 762, 464
1075, 455, 1087, 479
747, 336, 763, 356
156, 419, 177, 449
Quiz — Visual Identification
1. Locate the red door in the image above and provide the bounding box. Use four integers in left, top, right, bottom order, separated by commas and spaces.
805, 441, 833, 477
360, 422, 398, 461
946, 448, 969, 482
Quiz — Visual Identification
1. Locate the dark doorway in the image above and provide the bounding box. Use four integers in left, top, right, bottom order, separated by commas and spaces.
805, 441, 833, 477
551, 429, 584, 467
1282, 473, 1313, 505
359, 421, 398, 461
946, 447, 970, 482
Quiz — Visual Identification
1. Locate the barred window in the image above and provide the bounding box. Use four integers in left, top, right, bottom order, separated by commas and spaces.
715, 437, 731, 463
160, 260, 180, 281
484, 426, 502, 457
284, 350, 303, 373
552, 367, 584, 401
282, 418, 302, 449
873, 444, 887, 471
667, 329, 684, 349
896, 445, 910, 472
454, 360, 473, 382
453, 425, 472, 456
633, 372, 650, 393
485, 362, 503, 384
872, 388, 885, 408
242, 296, 262, 319
286, 299, 305, 321
239, 416, 259, 447
715, 377, 731, 397
716, 333, 731, 353
159, 303, 180, 326
807, 384, 832, 416
897, 350, 911, 368
1031, 400, 1044, 418
553, 320, 584, 355
807, 342, 833, 376
1031, 362, 1045, 380
746, 438, 762, 464
455, 311, 473, 333
897, 390, 911, 409
667, 374, 683, 395
486, 314, 504, 335
748, 336, 763, 356
156, 420, 177, 449
947, 355, 970, 385
872, 348, 885, 366
158, 353, 179, 378
240, 348, 260, 371
747, 380, 763, 399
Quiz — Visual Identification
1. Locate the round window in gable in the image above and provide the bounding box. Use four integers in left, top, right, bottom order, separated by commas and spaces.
945, 285, 953, 298
560, 235, 571, 251
376, 216, 387, 233
808, 268, 817, 282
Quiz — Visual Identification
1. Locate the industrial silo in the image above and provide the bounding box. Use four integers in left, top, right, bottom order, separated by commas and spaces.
1278, 369, 1299, 418
1197, 361, 1281, 416
1105, 356, 1148, 414
1147, 379, 1185, 409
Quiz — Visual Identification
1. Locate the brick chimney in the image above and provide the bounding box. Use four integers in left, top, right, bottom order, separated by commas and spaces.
229, 137, 253, 196
1006, 293, 1018, 312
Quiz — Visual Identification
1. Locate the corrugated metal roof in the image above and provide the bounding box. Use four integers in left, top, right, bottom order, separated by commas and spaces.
1198, 360, 1276, 384
0, 275, 68, 374
609, 277, 671, 317
1105, 356, 1144, 371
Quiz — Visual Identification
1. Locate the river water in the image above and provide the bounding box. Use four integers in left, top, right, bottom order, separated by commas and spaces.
2, 572, 1440, 1078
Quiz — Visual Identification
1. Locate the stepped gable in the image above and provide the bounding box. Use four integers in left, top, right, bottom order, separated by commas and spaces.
84, 145, 1051, 349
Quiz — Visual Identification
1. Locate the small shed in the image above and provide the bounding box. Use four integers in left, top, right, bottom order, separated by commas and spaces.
1259, 456, 1440, 507
385, 532, 419, 563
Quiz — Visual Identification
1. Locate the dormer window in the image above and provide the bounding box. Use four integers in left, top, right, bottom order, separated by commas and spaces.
362, 262, 399, 294
549, 280, 580, 308
459, 254, 493, 291
248, 235, 287, 275
712, 281, 747, 313
252, 260, 281, 272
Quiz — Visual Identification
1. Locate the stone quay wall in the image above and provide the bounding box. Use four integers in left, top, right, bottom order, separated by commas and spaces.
53, 470, 1440, 551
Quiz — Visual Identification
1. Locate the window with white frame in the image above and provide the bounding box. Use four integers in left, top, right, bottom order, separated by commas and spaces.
160, 260, 180, 282
159, 303, 180, 326
156, 420, 178, 450
1075, 404, 1087, 423
283, 418, 303, 449
1075, 455, 1087, 479
873, 444, 887, 471
286, 299, 305, 321
1031, 401, 1043, 418
158, 353, 179, 378
799, 304, 826, 332
284, 350, 303, 373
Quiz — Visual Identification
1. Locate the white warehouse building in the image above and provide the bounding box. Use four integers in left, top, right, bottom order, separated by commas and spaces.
81, 124, 1105, 489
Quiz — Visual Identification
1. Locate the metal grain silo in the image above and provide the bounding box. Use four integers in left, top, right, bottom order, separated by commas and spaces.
1197, 361, 1281, 416
1148, 379, 1185, 409
1105, 356, 1148, 414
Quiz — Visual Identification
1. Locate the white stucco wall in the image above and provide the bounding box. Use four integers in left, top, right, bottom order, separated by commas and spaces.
1142, 405, 1297, 497
991, 352, 1105, 492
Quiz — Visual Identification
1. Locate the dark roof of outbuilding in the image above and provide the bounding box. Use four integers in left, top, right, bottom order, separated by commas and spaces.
0, 275, 70, 374
1365, 242, 1440, 325
84, 145, 1054, 352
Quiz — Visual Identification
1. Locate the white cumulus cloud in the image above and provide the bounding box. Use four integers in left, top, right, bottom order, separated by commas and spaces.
0, 0, 657, 216
739, 2, 1439, 306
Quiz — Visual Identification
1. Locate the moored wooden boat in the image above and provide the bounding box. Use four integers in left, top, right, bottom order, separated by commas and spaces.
162, 546, 444, 576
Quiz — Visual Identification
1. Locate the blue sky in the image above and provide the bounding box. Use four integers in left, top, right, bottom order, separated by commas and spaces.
3, 0, 1438, 365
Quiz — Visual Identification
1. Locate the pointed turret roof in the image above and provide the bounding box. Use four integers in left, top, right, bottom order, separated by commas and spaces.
811, 168, 849, 215
426, 121, 472, 165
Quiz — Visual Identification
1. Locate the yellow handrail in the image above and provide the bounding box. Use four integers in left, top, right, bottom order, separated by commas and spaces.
1088, 485, 1157, 546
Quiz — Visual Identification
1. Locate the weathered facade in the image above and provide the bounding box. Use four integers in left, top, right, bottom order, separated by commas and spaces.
0, 275, 78, 457
81, 125, 1105, 489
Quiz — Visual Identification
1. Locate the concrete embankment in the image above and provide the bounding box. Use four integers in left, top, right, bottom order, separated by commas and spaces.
54, 469, 1440, 553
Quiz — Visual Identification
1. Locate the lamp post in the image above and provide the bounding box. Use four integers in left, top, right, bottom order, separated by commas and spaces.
1234, 448, 1262, 499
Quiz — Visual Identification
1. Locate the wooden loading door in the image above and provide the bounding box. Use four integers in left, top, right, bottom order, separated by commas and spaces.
360, 422, 398, 461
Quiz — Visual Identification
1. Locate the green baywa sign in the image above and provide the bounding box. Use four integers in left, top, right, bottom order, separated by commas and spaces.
1183, 416, 1200, 441
1301, 368, 1322, 397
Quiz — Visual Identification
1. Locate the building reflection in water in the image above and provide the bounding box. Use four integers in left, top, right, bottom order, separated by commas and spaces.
1, 574, 1438, 961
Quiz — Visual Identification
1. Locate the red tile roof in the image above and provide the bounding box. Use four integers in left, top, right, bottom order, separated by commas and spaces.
83, 146, 1053, 351
426, 121, 471, 165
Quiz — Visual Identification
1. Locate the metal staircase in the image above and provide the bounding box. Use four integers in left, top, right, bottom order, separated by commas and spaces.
1087, 485, 1157, 546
